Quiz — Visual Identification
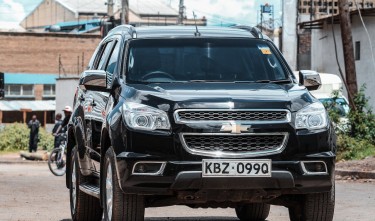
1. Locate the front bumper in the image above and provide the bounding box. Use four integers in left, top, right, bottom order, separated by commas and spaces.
116, 152, 335, 197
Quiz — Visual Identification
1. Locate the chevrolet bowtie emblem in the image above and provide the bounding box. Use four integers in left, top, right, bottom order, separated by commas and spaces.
220, 123, 251, 134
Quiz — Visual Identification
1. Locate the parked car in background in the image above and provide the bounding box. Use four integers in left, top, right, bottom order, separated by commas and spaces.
66, 26, 336, 221
294, 71, 349, 131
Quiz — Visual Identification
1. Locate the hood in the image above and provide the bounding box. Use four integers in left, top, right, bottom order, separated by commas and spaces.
121, 82, 316, 112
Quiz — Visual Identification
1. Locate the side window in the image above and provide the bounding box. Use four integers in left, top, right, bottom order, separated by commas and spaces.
87, 45, 101, 70
106, 41, 120, 74
97, 41, 114, 70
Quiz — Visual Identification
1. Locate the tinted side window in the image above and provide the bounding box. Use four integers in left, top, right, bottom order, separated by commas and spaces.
106, 41, 120, 74
97, 41, 114, 70
87, 45, 100, 70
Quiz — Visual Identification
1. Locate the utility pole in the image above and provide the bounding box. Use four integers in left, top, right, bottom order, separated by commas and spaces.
260, 5, 263, 31
338, 0, 358, 107
178, 0, 184, 25
121, 0, 129, 24
106, 0, 114, 16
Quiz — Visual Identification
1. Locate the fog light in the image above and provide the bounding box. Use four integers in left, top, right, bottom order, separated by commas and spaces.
132, 162, 166, 175
301, 161, 327, 175
135, 164, 146, 173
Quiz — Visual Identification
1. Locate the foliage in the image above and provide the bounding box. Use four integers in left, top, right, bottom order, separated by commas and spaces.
323, 90, 344, 126
336, 134, 375, 161
347, 85, 375, 143
0, 123, 54, 152
327, 85, 375, 160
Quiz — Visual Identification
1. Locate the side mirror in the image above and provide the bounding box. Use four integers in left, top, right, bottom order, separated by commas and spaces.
299, 70, 321, 91
79, 70, 110, 92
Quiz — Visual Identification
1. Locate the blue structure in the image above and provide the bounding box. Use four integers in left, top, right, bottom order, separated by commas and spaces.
5, 73, 57, 85
0, 73, 58, 125
45, 19, 101, 34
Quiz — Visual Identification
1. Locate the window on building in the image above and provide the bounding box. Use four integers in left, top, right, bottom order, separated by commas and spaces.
5, 84, 34, 96
43, 84, 55, 96
355, 41, 360, 60
8, 85, 21, 95
23, 85, 33, 95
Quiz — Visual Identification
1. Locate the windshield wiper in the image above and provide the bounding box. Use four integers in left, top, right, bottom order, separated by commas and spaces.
188, 80, 229, 82
255, 79, 291, 84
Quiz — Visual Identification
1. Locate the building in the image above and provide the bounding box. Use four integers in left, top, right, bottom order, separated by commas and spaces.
0, 32, 100, 74
299, 0, 375, 19
20, 0, 206, 32
0, 73, 57, 125
299, 8, 375, 109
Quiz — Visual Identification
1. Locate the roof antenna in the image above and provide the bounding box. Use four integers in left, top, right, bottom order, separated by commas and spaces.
193, 11, 201, 36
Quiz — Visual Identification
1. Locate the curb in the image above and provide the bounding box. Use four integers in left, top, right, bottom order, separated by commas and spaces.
0, 158, 47, 165
336, 169, 375, 179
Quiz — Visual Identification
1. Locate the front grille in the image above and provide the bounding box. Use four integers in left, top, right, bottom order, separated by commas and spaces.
175, 110, 289, 123
180, 133, 288, 157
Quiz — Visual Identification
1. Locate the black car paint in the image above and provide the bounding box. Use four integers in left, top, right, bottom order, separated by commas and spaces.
66, 26, 336, 207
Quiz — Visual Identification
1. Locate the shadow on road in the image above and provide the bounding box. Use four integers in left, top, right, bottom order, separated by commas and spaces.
60, 217, 239, 221
146, 217, 238, 221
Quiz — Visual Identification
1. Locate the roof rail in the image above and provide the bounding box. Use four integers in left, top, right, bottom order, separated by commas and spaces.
107, 25, 137, 38
231, 25, 264, 39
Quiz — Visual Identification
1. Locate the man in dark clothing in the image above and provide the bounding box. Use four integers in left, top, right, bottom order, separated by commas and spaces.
55, 106, 72, 135
52, 113, 63, 148
28, 115, 40, 153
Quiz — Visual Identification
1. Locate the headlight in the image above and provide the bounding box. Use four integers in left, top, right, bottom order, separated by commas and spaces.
295, 102, 328, 130
122, 102, 170, 131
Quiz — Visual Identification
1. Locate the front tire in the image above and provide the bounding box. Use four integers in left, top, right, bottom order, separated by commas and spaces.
103, 148, 145, 221
235, 203, 270, 221
288, 183, 335, 221
69, 147, 102, 221
48, 148, 66, 176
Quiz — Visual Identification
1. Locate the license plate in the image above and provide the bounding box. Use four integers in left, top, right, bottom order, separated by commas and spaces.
202, 159, 272, 177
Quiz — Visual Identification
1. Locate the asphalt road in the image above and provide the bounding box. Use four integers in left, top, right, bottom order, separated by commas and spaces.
0, 163, 374, 221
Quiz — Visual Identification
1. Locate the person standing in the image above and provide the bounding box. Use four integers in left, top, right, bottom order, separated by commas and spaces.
52, 113, 63, 148
55, 106, 72, 134
28, 114, 40, 153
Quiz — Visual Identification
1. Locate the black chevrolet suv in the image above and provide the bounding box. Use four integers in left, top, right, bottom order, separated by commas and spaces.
66, 25, 336, 221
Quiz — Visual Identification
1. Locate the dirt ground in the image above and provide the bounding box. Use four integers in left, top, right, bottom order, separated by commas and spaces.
336, 156, 375, 172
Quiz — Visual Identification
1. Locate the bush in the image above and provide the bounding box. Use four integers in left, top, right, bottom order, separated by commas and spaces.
0, 123, 54, 152
348, 86, 375, 142
327, 85, 375, 160
337, 135, 375, 161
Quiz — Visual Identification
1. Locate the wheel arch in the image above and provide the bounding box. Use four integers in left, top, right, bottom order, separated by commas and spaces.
65, 125, 76, 188
100, 126, 111, 206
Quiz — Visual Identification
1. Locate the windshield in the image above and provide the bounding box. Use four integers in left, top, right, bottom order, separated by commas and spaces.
126, 38, 289, 83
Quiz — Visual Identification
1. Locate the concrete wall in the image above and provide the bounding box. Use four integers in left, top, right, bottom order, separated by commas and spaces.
0, 32, 100, 74
55, 77, 79, 114
282, 0, 298, 70
311, 16, 375, 108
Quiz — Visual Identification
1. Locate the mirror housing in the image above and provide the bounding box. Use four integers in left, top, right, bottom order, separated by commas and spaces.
79, 70, 110, 92
299, 70, 322, 91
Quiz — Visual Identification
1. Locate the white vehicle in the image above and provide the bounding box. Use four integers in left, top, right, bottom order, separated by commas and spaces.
295, 70, 350, 131
294, 70, 349, 114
